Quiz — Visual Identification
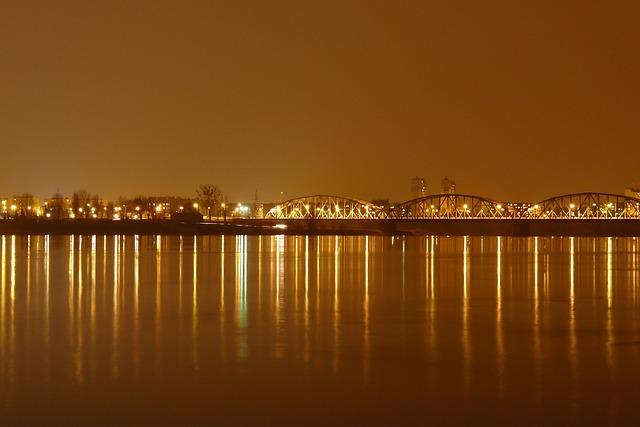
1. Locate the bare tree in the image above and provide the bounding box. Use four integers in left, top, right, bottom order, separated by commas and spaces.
72, 189, 92, 218
48, 191, 66, 219
131, 195, 150, 219
196, 184, 222, 220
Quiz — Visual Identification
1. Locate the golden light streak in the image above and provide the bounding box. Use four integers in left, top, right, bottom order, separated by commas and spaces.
69, 235, 75, 372
569, 237, 578, 409
426, 235, 437, 390
90, 235, 97, 381
634, 238, 638, 305
9, 236, 16, 383
533, 237, 542, 402
430, 236, 435, 299
0, 237, 5, 382
304, 235, 310, 364
363, 235, 371, 384
112, 235, 120, 378
333, 235, 340, 374
75, 234, 84, 384
496, 236, 504, 397
275, 235, 285, 359
462, 236, 471, 395
220, 235, 226, 360
179, 236, 183, 313
606, 237, 614, 374
26, 236, 31, 312
235, 235, 248, 360
155, 234, 162, 372
193, 235, 200, 368
44, 235, 51, 382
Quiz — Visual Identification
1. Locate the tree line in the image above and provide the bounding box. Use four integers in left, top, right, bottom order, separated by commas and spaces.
15, 184, 226, 220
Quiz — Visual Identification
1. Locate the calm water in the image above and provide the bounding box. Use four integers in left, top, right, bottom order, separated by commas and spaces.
1, 235, 640, 425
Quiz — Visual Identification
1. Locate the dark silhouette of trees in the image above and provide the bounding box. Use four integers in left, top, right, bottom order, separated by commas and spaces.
13, 193, 35, 217
48, 192, 66, 219
72, 189, 92, 218
71, 190, 107, 218
196, 184, 222, 220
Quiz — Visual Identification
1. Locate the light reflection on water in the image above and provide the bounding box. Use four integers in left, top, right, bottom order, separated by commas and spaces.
1, 235, 640, 424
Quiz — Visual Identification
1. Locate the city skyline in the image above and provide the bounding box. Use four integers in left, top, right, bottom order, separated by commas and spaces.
3, 182, 640, 212
2, 1, 638, 203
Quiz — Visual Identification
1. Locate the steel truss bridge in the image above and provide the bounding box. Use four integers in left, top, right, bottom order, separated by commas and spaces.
265, 195, 386, 219
266, 193, 640, 220
388, 194, 514, 219
530, 193, 640, 219
389, 193, 640, 219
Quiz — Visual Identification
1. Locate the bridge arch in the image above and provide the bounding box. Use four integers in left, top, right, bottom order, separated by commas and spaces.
530, 192, 640, 218
265, 195, 386, 219
388, 194, 514, 219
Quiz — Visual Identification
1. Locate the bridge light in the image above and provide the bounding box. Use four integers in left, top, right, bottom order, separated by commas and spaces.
305, 205, 310, 211
569, 203, 575, 209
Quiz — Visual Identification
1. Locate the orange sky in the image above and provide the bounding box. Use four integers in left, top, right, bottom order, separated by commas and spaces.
1, 1, 638, 204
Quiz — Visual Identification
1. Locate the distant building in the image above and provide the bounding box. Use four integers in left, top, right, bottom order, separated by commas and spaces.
43, 196, 73, 218
371, 199, 391, 214
507, 202, 533, 217
410, 177, 426, 199
625, 188, 640, 200
147, 196, 197, 219
9, 194, 40, 216
440, 177, 456, 195
439, 178, 456, 215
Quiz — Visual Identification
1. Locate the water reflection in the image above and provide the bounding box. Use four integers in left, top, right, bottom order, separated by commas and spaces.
1, 235, 640, 423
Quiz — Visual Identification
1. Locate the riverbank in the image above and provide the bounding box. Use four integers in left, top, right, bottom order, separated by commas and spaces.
1, 218, 640, 237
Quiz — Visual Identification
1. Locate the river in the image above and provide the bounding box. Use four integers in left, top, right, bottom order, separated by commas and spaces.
1, 235, 639, 425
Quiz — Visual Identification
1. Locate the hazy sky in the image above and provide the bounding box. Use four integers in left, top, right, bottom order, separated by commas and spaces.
1, 1, 638, 204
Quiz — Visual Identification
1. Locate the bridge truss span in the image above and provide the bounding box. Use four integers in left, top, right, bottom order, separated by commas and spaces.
265, 195, 386, 219
388, 194, 515, 219
530, 193, 640, 219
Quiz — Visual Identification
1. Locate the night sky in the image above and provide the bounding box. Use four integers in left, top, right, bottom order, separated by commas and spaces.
1, 1, 638, 204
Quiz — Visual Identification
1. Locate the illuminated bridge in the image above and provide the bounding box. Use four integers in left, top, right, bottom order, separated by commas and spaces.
388, 194, 515, 219
265, 195, 386, 219
388, 192, 640, 219
263, 192, 640, 220
527, 193, 640, 219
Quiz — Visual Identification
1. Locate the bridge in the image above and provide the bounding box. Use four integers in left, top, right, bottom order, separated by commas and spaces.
387, 194, 515, 218
528, 193, 640, 218
266, 192, 640, 220
265, 195, 386, 219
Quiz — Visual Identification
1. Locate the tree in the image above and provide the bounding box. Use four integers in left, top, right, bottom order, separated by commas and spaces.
130, 195, 149, 219
48, 191, 66, 219
196, 184, 222, 220
72, 189, 92, 218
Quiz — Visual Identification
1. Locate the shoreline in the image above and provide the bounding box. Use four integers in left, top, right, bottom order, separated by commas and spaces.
1, 218, 639, 237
